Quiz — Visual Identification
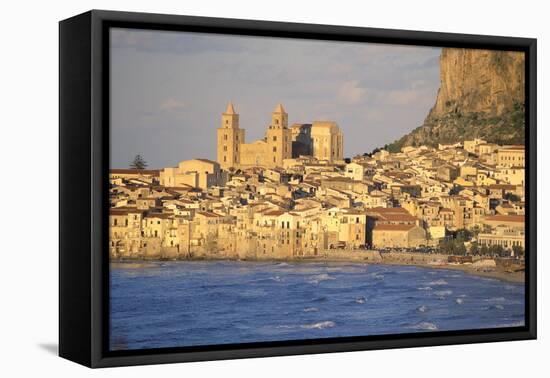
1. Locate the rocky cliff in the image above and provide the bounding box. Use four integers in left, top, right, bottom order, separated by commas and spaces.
387, 48, 525, 151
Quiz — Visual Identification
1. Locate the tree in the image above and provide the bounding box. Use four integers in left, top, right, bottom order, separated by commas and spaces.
503, 192, 521, 202
471, 225, 482, 238
480, 244, 489, 256
489, 244, 506, 257
512, 245, 525, 259
455, 241, 467, 256
438, 239, 453, 254
469, 241, 480, 255
130, 155, 148, 170
455, 228, 473, 242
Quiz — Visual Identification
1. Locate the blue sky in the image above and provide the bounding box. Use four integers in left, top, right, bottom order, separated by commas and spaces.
110, 28, 441, 168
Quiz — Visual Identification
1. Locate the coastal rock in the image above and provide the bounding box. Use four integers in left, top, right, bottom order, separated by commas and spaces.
388, 48, 525, 150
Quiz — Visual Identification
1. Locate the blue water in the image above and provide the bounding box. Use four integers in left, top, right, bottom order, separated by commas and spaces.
110, 261, 525, 351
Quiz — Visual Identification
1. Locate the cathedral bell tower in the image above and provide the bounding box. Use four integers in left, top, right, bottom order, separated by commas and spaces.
266, 103, 292, 168
217, 102, 244, 170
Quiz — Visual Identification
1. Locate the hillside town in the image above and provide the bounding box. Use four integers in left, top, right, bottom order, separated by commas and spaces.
109, 103, 526, 262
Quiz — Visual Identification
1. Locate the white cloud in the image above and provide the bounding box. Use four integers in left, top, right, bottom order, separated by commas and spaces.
337, 80, 368, 105
386, 89, 422, 105
159, 98, 187, 112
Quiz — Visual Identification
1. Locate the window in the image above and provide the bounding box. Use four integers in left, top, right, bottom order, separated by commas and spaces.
224, 134, 228, 140
273, 146, 277, 152
223, 145, 227, 151
275, 119, 279, 125
113, 219, 117, 226
273, 136, 277, 141
224, 156, 227, 162
225, 120, 229, 125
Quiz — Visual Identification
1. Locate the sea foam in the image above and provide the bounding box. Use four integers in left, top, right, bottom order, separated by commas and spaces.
303, 307, 319, 312
301, 321, 336, 330
417, 305, 429, 313
409, 322, 438, 331
308, 274, 335, 284
417, 286, 433, 291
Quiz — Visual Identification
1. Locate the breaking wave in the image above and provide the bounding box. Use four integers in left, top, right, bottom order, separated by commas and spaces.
303, 307, 319, 312
354, 296, 367, 304
417, 286, 432, 291
275, 320, 336, 331
275, 262, 290, 268
308, 274, 335, 284
408, 322, 438, 331
484, 297, 506, 302
369, 273, 385, 280
301, 321, 336, 330
455, 298, 464, 305
429, 279, 448, 286
417, 305, 429, 313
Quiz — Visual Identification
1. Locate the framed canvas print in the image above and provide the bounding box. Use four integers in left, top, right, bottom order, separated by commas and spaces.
59, 10, 537, 368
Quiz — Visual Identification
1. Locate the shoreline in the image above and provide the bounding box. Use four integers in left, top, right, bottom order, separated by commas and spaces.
110, 256, 525, 284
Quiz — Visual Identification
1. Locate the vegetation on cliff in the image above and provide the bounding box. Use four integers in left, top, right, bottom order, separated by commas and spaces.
386, 48, 525, 152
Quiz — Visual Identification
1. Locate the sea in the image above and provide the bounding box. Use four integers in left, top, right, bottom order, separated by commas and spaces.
109, 261, 525, 351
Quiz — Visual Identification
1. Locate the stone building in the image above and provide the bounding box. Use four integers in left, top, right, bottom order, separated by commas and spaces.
478, 225, 525, 252
160, 159, 227, 190
497, 145, 525, 168
291, 122, 343, 163
216, 102, 244, 169
372, 224, 427, 249
217, 103, 343, 169
217, 103, 291, 170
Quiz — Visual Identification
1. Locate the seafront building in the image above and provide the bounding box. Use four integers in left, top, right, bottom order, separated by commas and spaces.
109, 104, 526, 260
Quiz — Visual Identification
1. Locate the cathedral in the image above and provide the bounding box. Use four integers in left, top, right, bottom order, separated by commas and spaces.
216, 102, 344, 170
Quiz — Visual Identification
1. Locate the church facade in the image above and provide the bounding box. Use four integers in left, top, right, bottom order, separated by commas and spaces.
217, 102, 344, 170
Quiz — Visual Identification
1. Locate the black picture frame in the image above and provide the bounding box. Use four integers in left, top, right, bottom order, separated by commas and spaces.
59, 9, 537, 368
